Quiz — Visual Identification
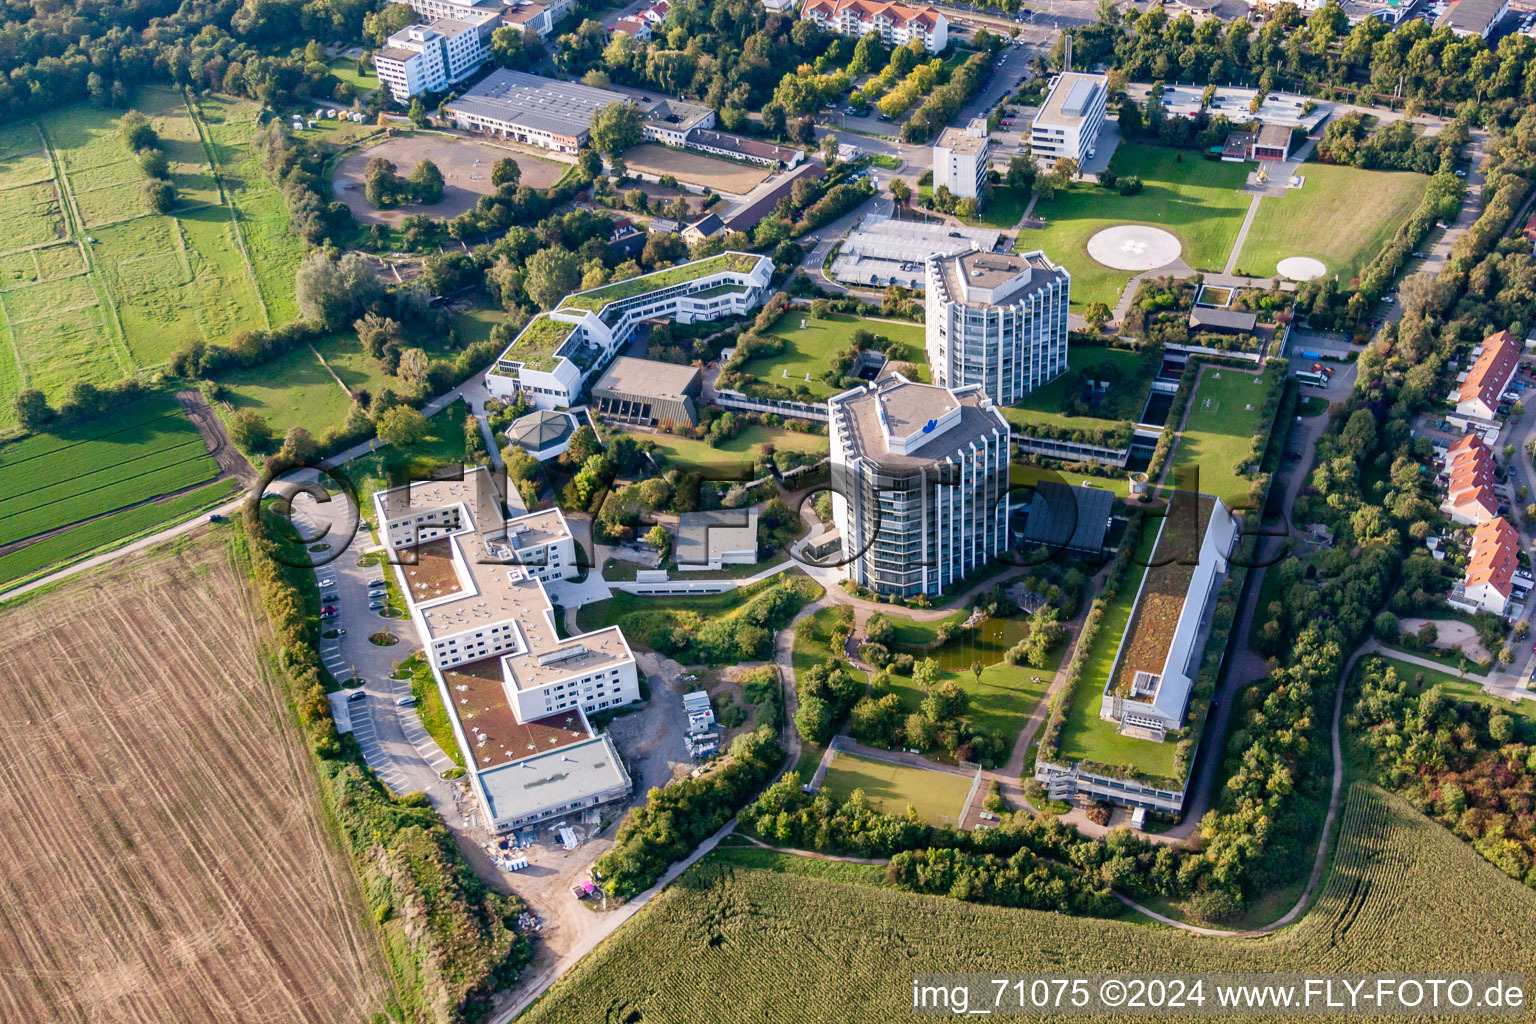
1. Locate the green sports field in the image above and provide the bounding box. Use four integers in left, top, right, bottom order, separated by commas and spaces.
1233, 162, 1428, 284
1173, 365, 1275, 507
1016, 143, 1252, 310
819, 752, 975, 825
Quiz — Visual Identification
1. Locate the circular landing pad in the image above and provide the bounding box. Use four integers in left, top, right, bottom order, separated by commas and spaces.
1276, 256, 1327, 281
1086, 225, 1182, 271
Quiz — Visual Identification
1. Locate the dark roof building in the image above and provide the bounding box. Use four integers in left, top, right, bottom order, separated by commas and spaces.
722, 162, 825, 234
508, 409, 578, 460
1437, 0, 1510, 37
682, 213, 726, 244
1189, 307, 1258, 334
1021, 481, 1114, 557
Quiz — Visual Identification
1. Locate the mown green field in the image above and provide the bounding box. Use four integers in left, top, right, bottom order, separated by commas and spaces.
0, 393, 220, 549
820, 752, 975, 825
1235, 163, 1428, 284
1018, 144, 1251, 310
737, 313, 926, 401
643, 424, 829, 475
521, 785, 1536, 1023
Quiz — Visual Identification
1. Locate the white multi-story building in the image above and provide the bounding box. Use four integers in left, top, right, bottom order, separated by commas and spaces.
932, 119, 990, 200
374, 469, 637, 832
374, 13, 495, 100
828, 374, 1010, 599
925, 248, 1070, 406
800, 0, 949, 52
1031, 71, 1108, 164
390, 0, 573, 25
486, 251, 774, 409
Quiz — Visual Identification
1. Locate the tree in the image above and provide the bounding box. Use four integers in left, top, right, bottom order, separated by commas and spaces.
645, 523, 670, 554
491, 156, 521, 187
1052, 157, 1079, 180
921, 680, 968, 723
228, 409, 272, 454
567, 424, 602, 465
279, 426, 318, 464
590, 100, 645, 155
120, 110, 157, 152
12, 388, 50, 430
409, 159, 444, 204
1084, 301, 1112, 330
524, 247, 581, 310
397, 347, 430, 389
142, 178, 176, 214
376, 405, 429, 446
407, 97, 428, 127
890, 177, 911, 205
821, 132, 840, 166
296, 251, 382, 330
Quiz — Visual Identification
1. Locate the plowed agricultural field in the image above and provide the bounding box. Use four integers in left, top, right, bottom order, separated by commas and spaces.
0, 536, 393, 1023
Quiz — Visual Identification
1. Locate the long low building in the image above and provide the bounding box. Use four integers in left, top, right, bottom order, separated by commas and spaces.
485, 251, 774, 409
592, 356, 702, 427
1454, 329, 1520, 420
445, 69, 636, 152
373, 469, 638, 832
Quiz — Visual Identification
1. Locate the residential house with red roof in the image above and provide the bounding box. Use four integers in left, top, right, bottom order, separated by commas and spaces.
1453, 329, 1521, 420
1440, 434, 1501, 526
801, 0, 949, 52
1458, 517, 1521, 616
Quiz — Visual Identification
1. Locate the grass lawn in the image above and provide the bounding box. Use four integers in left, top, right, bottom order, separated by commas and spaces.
1298, 394, 1330, 417
794, 604, 869, 683
1002, 344, 1155, 433
1055, 525, 1181, 780
739, 313, 926, 401
644, 424, 828, 475
405, 652, 465, 768
1017, 143, 1252, 310
1234, 163, 1428, 284
1011, 462, 1130, 498
955, 184, 1030, 230
819, 751, 975, 825
328, 57, 380, 95
217, 342, 356, 438
1173, 365, 1276, 506
1363, 655, 1534, 722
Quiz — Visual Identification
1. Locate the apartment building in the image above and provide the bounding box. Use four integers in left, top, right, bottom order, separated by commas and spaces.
374, 12, 496, 100
801, 0, 949, 52
391, 0, 573, 26
1453, 329, 1521, 420
828, 374, 1011, 599
1031, 72, 1108, 163
373, 469, 637, 832
932, 120, 990, 200
485, 252, 774, 409
924, 248, 1071, 406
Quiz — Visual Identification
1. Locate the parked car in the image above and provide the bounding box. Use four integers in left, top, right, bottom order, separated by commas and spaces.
347, 690, 367, 703
321, 604, 338, 614
318, 577, 336, 589
321, 610, 337, 619
322, 592, 339, 602
395, 695, 418, 708
369, 601, 385, 611
367, 578, 385, 588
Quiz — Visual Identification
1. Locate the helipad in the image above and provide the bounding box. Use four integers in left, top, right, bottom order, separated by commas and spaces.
1086, 225, 1183, 271
1276, 256, 1327, 281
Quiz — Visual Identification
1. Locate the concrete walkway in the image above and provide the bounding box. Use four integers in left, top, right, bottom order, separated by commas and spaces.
1224, 194, 1262, 275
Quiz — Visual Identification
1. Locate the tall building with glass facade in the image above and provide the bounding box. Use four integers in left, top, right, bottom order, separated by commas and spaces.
925, 248, 1070, 406
828, 374, 1010, 599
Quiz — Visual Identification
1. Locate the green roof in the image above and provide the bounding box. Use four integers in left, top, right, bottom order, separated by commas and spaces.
503, 314, 577, 373
559, 252, 764, 316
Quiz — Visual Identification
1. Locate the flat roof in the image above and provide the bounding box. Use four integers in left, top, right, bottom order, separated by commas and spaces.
832, 374, 1007, 471
1189, 308, 1258, 332
593, 356, 701, 399
676, 509, 758, 565
1035, 72, 1106, 129
374, 473, 634, 690
932, 248, 1067, 309
377, 46, 418, 62
479, 733, 628, 824
444, 658, 591, 769
935, 126, 987, 155
446, 69, 639, 139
